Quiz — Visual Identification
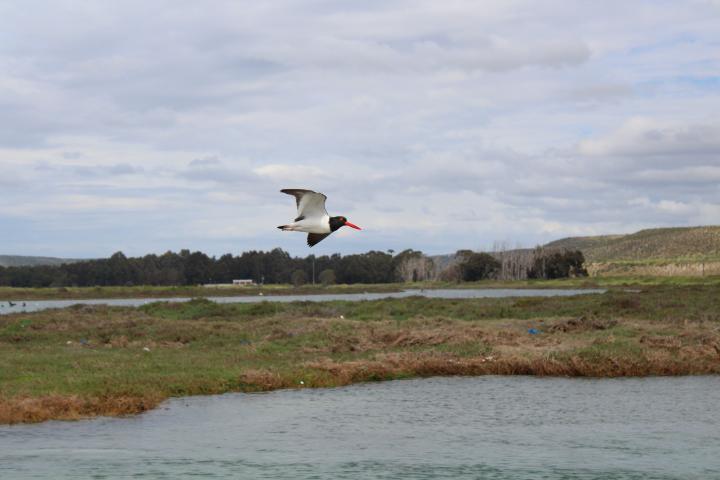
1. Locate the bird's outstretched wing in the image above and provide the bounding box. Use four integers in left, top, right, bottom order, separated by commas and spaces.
281, 189, 328, 219
307, 233, 330, 247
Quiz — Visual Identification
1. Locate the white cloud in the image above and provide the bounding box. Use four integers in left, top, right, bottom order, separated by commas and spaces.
254, 164, 328, 182
0, 1, 719, 257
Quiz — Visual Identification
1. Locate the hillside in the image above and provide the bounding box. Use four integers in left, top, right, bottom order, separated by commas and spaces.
545, 226, 720, 263
0, 255, 83, 268
430, 226, 720, 278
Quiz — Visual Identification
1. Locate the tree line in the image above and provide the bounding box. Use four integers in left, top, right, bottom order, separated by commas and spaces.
441, 247, 588, 282
0, 247, 587, 288
0, 249, 417, 287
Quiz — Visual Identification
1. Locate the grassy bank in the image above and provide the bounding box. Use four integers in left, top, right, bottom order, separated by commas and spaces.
1, 284, 719, 424
0, 283, 402, 301
3, 275, 720, 301
409, 275, 720, 289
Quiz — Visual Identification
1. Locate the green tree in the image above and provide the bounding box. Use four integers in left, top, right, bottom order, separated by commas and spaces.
185, 251, 212, 285
528, 250, 587, 279
459, 252, 500, 281
319, 269, 336, 286
291, 269, 307, 287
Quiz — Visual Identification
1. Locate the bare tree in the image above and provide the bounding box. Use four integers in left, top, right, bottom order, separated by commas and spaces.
395, 250, 437, 282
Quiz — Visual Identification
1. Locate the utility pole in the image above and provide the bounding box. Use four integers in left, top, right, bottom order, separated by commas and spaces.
312, 257, 316, 285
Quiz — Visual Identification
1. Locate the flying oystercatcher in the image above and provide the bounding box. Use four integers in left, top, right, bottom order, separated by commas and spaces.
278, 189, 361, 246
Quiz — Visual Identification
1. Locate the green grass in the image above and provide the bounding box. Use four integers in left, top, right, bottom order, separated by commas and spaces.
1, 284, 719, 423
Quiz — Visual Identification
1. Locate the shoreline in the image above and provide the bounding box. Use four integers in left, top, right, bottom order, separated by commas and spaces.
0, 284, 403, 301
4, 364, 719, 426
2, 276, 719, 301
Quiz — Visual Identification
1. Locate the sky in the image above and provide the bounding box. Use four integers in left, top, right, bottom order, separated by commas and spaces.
1, 0, 719, 258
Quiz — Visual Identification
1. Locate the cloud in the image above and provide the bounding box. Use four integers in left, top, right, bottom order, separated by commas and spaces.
189, 156, 221, 167
629, 166, 720, 187
0, 1, 719, 257
254, 164, 329, 182
579, 118, 720, 157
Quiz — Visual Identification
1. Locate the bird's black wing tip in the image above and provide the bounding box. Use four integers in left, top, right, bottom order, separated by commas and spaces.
307, 233, 330, 247
281, 188, 314, 194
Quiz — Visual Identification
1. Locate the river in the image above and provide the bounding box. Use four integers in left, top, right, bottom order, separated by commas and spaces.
1, 376, 718, 479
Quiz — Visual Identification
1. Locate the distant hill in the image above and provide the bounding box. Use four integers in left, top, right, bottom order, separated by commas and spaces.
545, 226, 720, 263
430, 226, 720, 278
0, 255, 84, 267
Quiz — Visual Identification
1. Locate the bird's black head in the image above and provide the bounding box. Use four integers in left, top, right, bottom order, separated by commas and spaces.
329, 216, 362, 232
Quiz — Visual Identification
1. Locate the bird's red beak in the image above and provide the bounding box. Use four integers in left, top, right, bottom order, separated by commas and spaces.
344, 221, 361, 230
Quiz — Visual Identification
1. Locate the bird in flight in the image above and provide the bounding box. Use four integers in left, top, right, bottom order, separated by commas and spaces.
278, 189, 361, 246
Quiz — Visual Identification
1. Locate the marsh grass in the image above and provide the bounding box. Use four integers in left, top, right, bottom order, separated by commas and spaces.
1, 285, 719, 423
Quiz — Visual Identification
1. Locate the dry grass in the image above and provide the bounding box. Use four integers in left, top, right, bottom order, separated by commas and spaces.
548, 315, 618, 332
0, 394, 163, 424
588, 261, 720, 277
548, 226, 720, 263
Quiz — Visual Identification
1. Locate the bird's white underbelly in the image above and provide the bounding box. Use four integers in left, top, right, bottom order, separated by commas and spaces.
291, 215, 331, 234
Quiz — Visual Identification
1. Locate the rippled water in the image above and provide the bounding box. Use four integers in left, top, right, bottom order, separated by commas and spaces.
0, 288, 604, 315
2, 376, 718, 479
